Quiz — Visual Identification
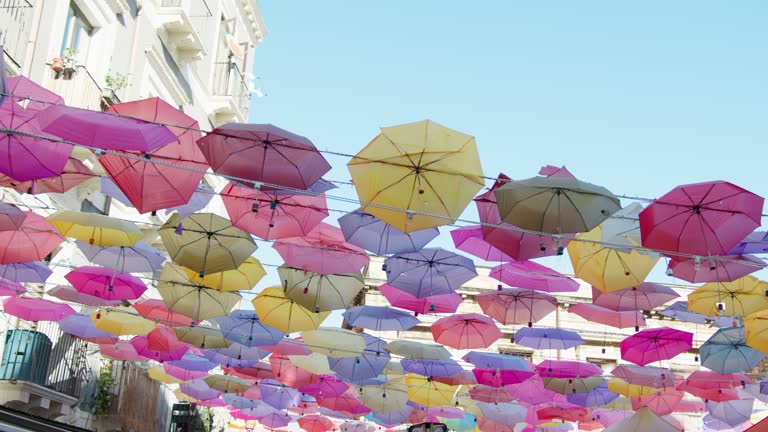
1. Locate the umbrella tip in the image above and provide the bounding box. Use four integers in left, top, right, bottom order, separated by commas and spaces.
174, 223, 183, 235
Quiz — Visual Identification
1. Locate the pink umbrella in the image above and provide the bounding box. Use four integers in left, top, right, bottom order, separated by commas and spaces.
164, 364, 207, 381
65, 266, 147, 301
2, 297, 74, 322
620, 327, 693, 366
130, 333, 189, 362
0, 203, 26, 231
300, 375, 350, 399
472, 368, 535, 387
5, 76, 64, 113
505, 376, 567, 405
611, 365, 675, 388
222, 183, 328, 240
273, 223, 369, 274
568, 303, 646, 330
262, 337, 312, 356
668, 254, 766, 283
431, 313, 502, 349
0, 212, 64, 264
591, 283, 679, 312
630, 388, 683, 416
536, 360, 603, 378
639, 181, 764, 256
133, 299, 198, 327
0, 278, 25, 297
47, 285, 122, 307
378, 283, 461, 315
476, 418, 516, 432
677, 371, 750, 392
433, 370, 477, 386
490, 261, 579, 293
0, 157, 95, 195
469, 384, 515, 403
450, 225, 515, 262
477, 288, 558, 326
536, 405, 589, 423
317, 389, 366, 414
270, 354, 321, 388
99, 340, 145, 361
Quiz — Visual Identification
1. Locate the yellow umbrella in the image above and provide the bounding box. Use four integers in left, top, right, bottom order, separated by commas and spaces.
688, 275, 768, 317
360, 377, 409, 413
301, 328, 365, 358
543, 377, 604, 394
252, 287, 329, 333
203, 374, 250, 393
568, 225, 659, 293
47, 210, 142, 246
287, 353, 334, 375
183, 257, 266, 292
405, 374, 457, 407
607, 377, 658, 397
91, 307, 157, 336
278, 265, 365, 312
744, 309, 768, 354
173, 326, 233, 349
454, 392, 482, 417
347, 120, 484, 232
147, 365, 183, 384
158, 263, 242, 321
159, 213, 257, 276
602, 396, 633, 410
173, 388, 199, 403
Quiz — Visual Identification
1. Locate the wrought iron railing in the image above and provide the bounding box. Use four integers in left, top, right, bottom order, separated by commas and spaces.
0, 0, 34, 69
212, 61, 251, 117
41, 64, 104, 111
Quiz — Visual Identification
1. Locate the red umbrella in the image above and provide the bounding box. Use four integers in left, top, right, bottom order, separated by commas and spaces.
620, 327, 693, 366
477, 288, 558, 326
0, 157, 95, 194
2, 297, 75, 322
221, 182, 328, 240
196, 123, 331, 190
298, 415, 334, 432
640, 181, 764, 256
630, 387, 683, 416
100, 97, 208, 214
431, 313, 502, 349
668, 254, 766, 283
273, 223, 369, 275
0, 212, 64, 264
0, 203, 26, 231
568, 303, 646, 330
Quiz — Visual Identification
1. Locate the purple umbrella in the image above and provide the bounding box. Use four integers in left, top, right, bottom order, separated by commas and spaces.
4, 76, 65, 114
401, 358, 463, 377
476, 401, 527, 424
0, 203, 26, 231
76, 240, 166, 274
728, 231, 768, 255
204, 342, 270, 368
222, 393, 262, 410
163, 182, 215, 218
300, 375, 350, 399
462, 351, 532, 371
0, 278, 26, 297
490, 260, 579, 292
164, 364, 207, 382
179, 379, 222, 401
47, 285, 122, 307
384, 248, 477, 298
338, 209, 439, 255
216, 310, 285, 347
0, 261, 51, 283
566, 383, 619, 408
658, 301, 709, 324
166, 353, 217, 372
342, 305, 420, 331
259, 378, 301, 410
369, 406, 415, 426
378, 283, 461, 315
259, 411, 294, 429
58, 313, 117, 342
513, 327, 585, 350
707, 399, 753, 427
328, 333, 390, 383
101, 177, 133, 207
450, 225, 516, 262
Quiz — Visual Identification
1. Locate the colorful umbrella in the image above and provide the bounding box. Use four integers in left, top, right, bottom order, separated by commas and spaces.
76, 240, 166, 274
339, 209, 439, 255
259, 379, 301, 409
743, 309, 768, 355
431, 313, 502, 349
490, 261, 579, 293
405, 374, 458, 408
514, 327, 585, 350
159, 212, 257, 276
639, 181, 764, 256
130, 331, 189, 362
0, 278, 25, 297
157, 263, 242, 321
300, 375, 350, 399
701, 327, 765, 373
179, 379, 222, 401
183, 256, 265, 292
173, 327, 232, 349
252, 287, 330, 333
47, 285, 121, 307
611, 365, 675, 388
630, 387, 683, 416
401, 358, 463, 378
47, 210, 142, 246
273, 223, 369, 275
0, 261, 51, 283
57, 313, 117, 343
620, 327, 693, 366
669, 254, 766, 283
378, 283, 461, 315
729, 231, 768, 255
2, 296, 74, 322
450, 225, 516, 262
65, 266, 147, 300
536, 360, 603, 378
462, 351, 531, 370
601, 407, 679, 432
0, 203, 25, 232
342, 305, 420, 331
203, 343, 269, 368
133, 299, 197, 327
384, 340, 451, 361
476, 287, 558, 326
543, 377, 604, 394
688, 276, 768, 317
301, 328, 366, 358
384, 248, 477, 298
92, 307, 157, 336
592, 283, 679, 311
4, 75, 64, 113
328, 333, 390, 383
347, 120, 484, 232
0, 157, 95, 194
98, 340, 144, 361
568, 303, 646, 329
216, 309, 285, 347
278, 266, 365, 312
467, 384, 514, 403
298, 415, 334, 432
567, 383, 619, 408
287, 353, 336, 376
0, 212, 64, 264
707, 399, 754, 427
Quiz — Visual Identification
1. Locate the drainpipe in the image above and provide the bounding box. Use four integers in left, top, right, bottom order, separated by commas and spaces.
125, 1, 145, 100
22, 0, 45, 76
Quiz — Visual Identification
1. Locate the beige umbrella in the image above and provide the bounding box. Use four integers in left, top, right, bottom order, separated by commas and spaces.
158, 263, 241, 321
301, 328, 366, 358
543, 377, 604, 394
47, 210, 143, 246
287, 353, 334, 375
494, 176, 621, 234
278, 265, 365, 312
384, 340, 451, 360
602, 407, 678, 432
359, 377, 409, 413
173, 326, 232, 349
252, 287, 329, 333
203, 374, 250, 393
159, 213, 257, 276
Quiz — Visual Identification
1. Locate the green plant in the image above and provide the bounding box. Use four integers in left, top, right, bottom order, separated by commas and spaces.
92, 362, 115, 415
62, 48, 78, 65
104, 71, 129, 91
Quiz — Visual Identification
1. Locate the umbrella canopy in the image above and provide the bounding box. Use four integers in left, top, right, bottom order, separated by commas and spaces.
328, 333, 390, 382
4, 76, 65, 113
2, 297, 74, 322
601, 407, 679, 432
301, 328, 365, 358
173, 327, 232, 349
131, 331, 189, 362
216, 309, 285, 347
462, 351, 532, 370
98, 340, 144, 361
252, 287, 330, 333
514, 327, 585, 350
544, 377, 604, 394
159, 213, 257, 276
92, 307, 157, 336
47, 285, 121, 307
342, 305, 420, 331
405, 375, 458, 408
47, 210, 142, 246
592, 283, 679, 312
196, 123, 331, 189
76, 240, 166, 273
707, 399, 754, 427
163, 182, 215, 218
620, 327, 693, 366
384, 248, 477, 298
729, 231, 768, 255
701, 327, 765, 374
347, 120, 484, 232
450, 225, 516, 262
203, 375, 250, 394
567, 383, 619, 408
360, 378, 409, 413
384, 340, 451, 360
431, 313, 502, 349
669, 254, 766, 283
37, 104, 178, 152
378, 283, 461, 315
688, 276, 768, 317
65, 266, 147, 301
222, 183, 328, 240
157, 263, 242, 321
298, 415, 334, 432
477, 288, 558, 326
183, 256, 265, 292
743, 309, 768, 355
0, 203, 25, 232
0, 157, 95, 194
0, 278, 25, 297
610, 365, 675, 388
490, 261, 579, 293
57, 313, 118, 343
568, 303, 646, 329
568, 225, 659, 293
101, 97, 208, 213
339, 209, 439, 255
630, 387, 684, 416
0, 261, 51, 283
494, 176, 621, 234
401, 358, 463, 378
0, 212, 64, 264
133, 299, 197, 327
537, 360, 603, 378
259, 378, 301, 409
300, 375, 350, 399
278, 266, 364, 312
204, 342, 269, 368
273, 223, 369, 275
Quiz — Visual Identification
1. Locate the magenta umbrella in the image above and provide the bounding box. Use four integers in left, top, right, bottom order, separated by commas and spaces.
273, 223, 369, 275
2, 297, 75, 322
473, 368, 536, 387
568, 303, 646, 330
0, 278, 26, 297
450, 225, 515, 262
668, 254, 766, 283
47, 285, 122, 307
490, 261, 579, 293
431, 313, 502, 349
130, 334, 189, 362
536, 360, 603, 378
477, 288, 558, 326
591, 283, 679, 312
98, 340, 145, 361
5, 76, 64, 113
504, 376, 567, 406
620, 327, 693, 366
65, 266, 147, 301
378, 283, 461, 315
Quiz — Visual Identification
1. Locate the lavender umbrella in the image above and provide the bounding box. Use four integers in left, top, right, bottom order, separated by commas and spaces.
0, 261, 51, 283
164, 182, 215, 218
0, 203, 26, 231
166, 353, 217, 372
707, 399, 753, 427
76, 240, 166, 274
222, 393, 263, 410
203, 342, 270, 368
259, 411, 294, 429
476, 401, 527, 424
728, 231, 768, 254
0, 278, 25, 297
567, 383, 619, 408
58, 313, 117, 341
101, 177, 133, 207
342, 305, 420, 331
216, 310, 285, 347
658, 301, 708, 324
179, 379, 222, 401
384, 248, 477, 298
369, 406, 415, 426
259, 378, 301, 410
339, 209, 439, 255
462, 351, 531, 371
514, 327, 585, 350
328, 333, 390, 383
401, 358, 463, 377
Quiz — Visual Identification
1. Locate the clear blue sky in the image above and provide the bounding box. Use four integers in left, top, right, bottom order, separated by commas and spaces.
245, 2, 768, 297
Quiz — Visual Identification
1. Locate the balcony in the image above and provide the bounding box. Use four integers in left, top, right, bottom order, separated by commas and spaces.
155, 0, 207, 64
40, 65, 106, 111
210, 61, 251, 125
0, 0, 34, 74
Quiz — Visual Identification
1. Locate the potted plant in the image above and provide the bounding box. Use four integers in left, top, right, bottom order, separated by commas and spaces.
102, 71, 129, 104
53, 48, 79, 80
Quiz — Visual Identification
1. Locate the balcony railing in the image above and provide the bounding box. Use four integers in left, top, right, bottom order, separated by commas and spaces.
0, 0, 34, 70
212, 61, 251, 118
41, 64, 105, 111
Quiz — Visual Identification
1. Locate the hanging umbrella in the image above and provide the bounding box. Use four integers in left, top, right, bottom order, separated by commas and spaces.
611, 365, 675, 388
273, 223, 369, 275
743, 310, 768, 355
368, 407, 415, 426
133, 299, 197, 327
2, 297, 74, 322
47, 285, 121, 307
701, 327, 765, 373
262, 336, 311, 356
252, 287, 329, 333
163, 182, 215, 218
157, 263, 242, 321
405, 374, 458, 408
4, 76, 64, 113
76, 240, 166, 274
384, 340, 451, 360
494, 176, 621, 234
467, 384, 514, 403
0, 261, 51, 283
131, 332, 189, 362
688, 275, 768, 317
602, 407, 679, 432
707, 399, 754, 427
259, 378, 301, 409
476, 287, 558, 326
658, 301, 709, 324
270, 354, 321, 388
0, 278, 24, 297
287, 352, 333, 375
568, 303, 646, 330
37, 104, 178, 152
449, 225, 516, 262
216, 309, 285, 347
92, 306, 157, 336
729, 231, 768, 255
377, 283, 461, 315
463, 351, 532, 370
173, 327, 232, 349
47, 210, 142, 246
258, 411, 294, 429
630, 387, 684, 416
600, 202, 645, 247
58, 313, 117, 343
300, 375, 349, 399
543, 377, 604, 394
0, 212, 63, 264
278, 266, 364, 312
620, 327, 693, 366
65, 266, 147, 300
328, 333, 390, 383
384, 248, 477, 298
0, 203, 25, 232
347, 120, 484, 232
669, 254, 766, 283
298, 415, 334, 432
183, 256, 265, 292
401, 358, 463, 378
431, 313, 502, 349
514, 327, 585, 350
0, 101, 71, 181
203, 375, 250, 394
203, 343, 269, 368
302, 328, 365, 358
147, 365, 183, 384
100, 97, 208, 213
98, 340, 144, 361
196, 123, 331, 190
592, 283, 679, 311
159, 213, 257, 276
490, 261, 579, 292
567, 383, 619, 408
0, 157, 95, 194
342, 305, 420, 331
536, 360, 603, 378
179, 379, 223, 401
339, 209, 439, 255
476, 401, 528, 425
222, 182, 328, 240
568, 225, 659, 293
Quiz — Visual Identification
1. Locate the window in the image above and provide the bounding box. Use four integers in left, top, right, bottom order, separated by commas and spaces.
60, 2, 92, 56
587, 357, 617, 372
498, 346, 533, 361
